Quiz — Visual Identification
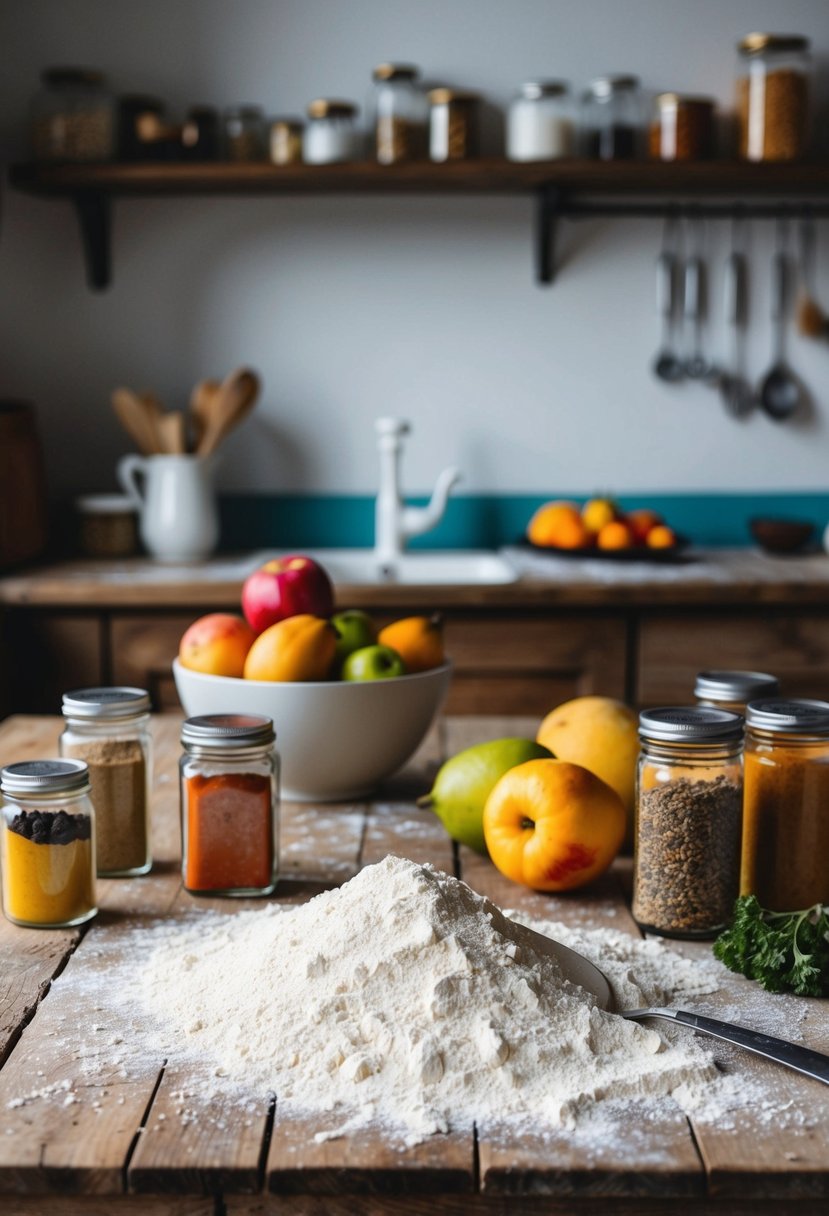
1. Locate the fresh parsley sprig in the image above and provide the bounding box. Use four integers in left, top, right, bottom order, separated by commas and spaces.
713, 896, 829, 998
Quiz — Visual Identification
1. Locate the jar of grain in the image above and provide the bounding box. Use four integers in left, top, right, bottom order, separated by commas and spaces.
736, 33, 811, 161
742, 699, 829, 911
581, 75, 642, 160
303, 100, 362, 164
179, 714, 279, 896
0, 760, 96, 928
649, 94, 715, 161
222, 106, 266, 161
31, 67, 115, 163
60, 687, 152, 877
506, 81, 573, 161
428, 89, 481, 162
694, 669, 780, 715
633, 707, 744, 939
371, 64, 427, 164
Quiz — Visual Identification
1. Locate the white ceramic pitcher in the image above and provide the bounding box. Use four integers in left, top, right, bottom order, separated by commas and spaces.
117, 454, 219, 562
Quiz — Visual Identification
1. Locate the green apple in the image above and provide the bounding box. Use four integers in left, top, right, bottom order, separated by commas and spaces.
342, 644, 406, 681
418, 737, 553, 853
332, 609, 377, 666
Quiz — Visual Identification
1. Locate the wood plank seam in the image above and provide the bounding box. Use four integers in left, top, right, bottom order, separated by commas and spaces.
0, 929, 86, 1070
124, 1062, 169, 1195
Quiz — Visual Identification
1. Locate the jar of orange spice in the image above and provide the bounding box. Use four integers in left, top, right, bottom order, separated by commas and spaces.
179, 714, 279, 897
742, 699, 829, 911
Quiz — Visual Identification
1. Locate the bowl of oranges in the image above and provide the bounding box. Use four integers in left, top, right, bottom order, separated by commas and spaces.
173, 554, 451, 801
525, 498, 686, 560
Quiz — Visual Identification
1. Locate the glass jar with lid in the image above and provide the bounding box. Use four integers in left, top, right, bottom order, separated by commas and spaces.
737, 33, 811, 161
742, 699, 829, 911
695, 670, 780, 715
582, 75, 642, 160
633, 707, 744, 938
506, 81, 573, 161
428, 89, 481, 162
371, 64, 427, 164
222, 106, 266, 161
649, 94, 716, 161
179, 714, 279, 897
59, 686, 152, 877
304, 99, 362, 164
1, 759, 96, 928
31, 67, 115, 162
269, 118, 304, 165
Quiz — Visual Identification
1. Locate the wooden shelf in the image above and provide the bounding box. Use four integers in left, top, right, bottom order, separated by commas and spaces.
10, 158, 829, 290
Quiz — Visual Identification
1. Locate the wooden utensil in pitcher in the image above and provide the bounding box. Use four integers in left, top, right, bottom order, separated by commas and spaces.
111, 387, 163, 455
195, 368, 260, 458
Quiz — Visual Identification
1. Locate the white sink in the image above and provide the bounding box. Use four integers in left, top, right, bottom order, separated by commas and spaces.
262, 549, 518, 586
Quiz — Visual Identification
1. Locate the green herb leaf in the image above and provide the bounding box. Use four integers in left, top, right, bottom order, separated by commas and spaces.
713, 896, 829, 998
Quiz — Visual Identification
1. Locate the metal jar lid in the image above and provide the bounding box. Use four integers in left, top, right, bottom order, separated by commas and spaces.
373, 63, 420, 82
738, 33, 810, 56
62, 687, 151, 720
307, 99, 358, 120
1, 759, 90, 795
745, 698, 829, 734
639, 706, 744, 743
694, 670, 780, 704
588, 74, 640, 99
181, 714, 275, 749
518, 80, 570, 100
428, 87, 481, 106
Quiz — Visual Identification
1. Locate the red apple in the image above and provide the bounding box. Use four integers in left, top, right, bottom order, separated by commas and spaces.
241, 555, 335, 634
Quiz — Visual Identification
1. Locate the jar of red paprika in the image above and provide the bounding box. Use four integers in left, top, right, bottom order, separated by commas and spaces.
179, 714, 279, 896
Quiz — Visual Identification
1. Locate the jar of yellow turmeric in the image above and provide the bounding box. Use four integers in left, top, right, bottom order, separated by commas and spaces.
0, 759, 96, 928
742, 699, 829, 911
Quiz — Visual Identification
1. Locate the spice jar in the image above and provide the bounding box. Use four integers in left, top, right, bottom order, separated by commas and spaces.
649, 94, 716, 161
31, 67, 115, 163
742, 699, 829, 911
633, 707, 744, 939
0, 760, 96, 928
582, 75, 642, 160
222, 106, 266, 161
179, 714, 279, 896
269, 119, 304, 165
694, 670, 780, 715
304, 100, 362, 164
428, 89, 481, 162
75, 494, 139, 558
182, 106, 220, 161
60, 687, 152, 877
737, 34, 810, 162
506, 81, 573, 161
117, 94, 166, 161
372, 64, 427, 164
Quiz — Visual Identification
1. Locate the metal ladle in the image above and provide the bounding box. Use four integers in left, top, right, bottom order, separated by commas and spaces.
492, 908, 829, 1087
759, 218, 804, 421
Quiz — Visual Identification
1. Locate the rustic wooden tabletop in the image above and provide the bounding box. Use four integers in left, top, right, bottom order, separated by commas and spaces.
0, 713, 828, 1216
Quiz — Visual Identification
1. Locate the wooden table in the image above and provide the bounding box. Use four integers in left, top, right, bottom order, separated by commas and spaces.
1, 714, 828, 1215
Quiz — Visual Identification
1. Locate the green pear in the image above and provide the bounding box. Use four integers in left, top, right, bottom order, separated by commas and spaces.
418, 737, 553, 854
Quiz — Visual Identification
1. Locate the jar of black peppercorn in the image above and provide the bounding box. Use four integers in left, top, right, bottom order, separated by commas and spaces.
582, 75, 642, 160
633, 707, 744, 939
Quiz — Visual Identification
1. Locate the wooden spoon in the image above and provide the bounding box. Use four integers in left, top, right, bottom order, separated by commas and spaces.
188, 378, 221, 451
111, 387, 162, 455
195, 367, 260, 458
155, 410, 187, 455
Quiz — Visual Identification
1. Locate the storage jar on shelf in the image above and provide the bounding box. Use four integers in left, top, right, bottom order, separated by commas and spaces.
582, 75, 642, 160
736, 33, 811, 161
222, 106, 267, 161
694, 670, 780, 715
31, 67, 115, 162
304, 100, 362, 164
506, 81, 573, 161
649, 94, 716, 161
428, 88, 481, 162
371, 64, 427, 164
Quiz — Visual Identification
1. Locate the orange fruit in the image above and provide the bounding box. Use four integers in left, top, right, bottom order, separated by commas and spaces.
626, 508, 663, 545
377, 614, 444, 673
527, 501, 592, 549
243, 614, 337, 682
646, 524, 678, 549
178, 613, 256, 677
483, 758, 625, 892
596, 520, 635, 550
581, 497, 618, 533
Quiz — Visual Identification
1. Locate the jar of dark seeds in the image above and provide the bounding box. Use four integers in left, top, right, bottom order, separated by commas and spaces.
633, 707, 744, 939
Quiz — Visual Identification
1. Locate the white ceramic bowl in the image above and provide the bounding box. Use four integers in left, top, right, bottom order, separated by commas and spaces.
172, 658, 452, 802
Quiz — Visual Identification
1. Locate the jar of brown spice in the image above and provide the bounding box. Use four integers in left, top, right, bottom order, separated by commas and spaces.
633, 707, 744, 939
736, 33, 811, 161
60, 687, 152, 877
649, 94, 715, 161
742, 699, 829, 911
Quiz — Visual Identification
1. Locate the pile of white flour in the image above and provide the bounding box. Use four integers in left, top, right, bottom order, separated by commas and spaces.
129, 855, 726, 1143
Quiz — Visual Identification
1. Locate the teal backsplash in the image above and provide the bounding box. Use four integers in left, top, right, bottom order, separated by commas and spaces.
220, 493, 829, 550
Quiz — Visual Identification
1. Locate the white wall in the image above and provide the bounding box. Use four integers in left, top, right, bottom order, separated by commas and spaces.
1, 0, 828, 499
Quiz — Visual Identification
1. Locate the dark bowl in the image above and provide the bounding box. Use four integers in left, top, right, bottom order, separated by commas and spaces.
749, 517, 816, 555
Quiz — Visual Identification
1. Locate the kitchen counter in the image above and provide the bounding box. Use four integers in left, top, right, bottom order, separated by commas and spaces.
0, 712, 828, 1214
2, 546, 829, 608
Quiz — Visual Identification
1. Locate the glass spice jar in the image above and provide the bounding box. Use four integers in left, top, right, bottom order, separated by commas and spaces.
31, 67, 115, 163
428, 88, 481, 162
222, 106, 266, 161
633, 707, 744, 939
269, 118, 304, 165
179, 714, 279, 897
582, 75, 642, 160
694, 670, 780, 716
60, 687, 152, 877
506, 81, 573, 161
182, 106, 220, 161
304, 99, 362, 164
742, 699, 829, 911
649, 94, 716, 161
371, 64, 427, 164
736, 33, 811, 161
0, 759, 97, 928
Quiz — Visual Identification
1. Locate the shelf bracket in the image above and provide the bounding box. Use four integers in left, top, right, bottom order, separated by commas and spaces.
72, 191, 111, 291
535, 184, 561, 286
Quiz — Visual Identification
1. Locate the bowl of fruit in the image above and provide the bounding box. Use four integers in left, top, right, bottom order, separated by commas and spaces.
173, 554, 452, 801
525, 498, 686, 560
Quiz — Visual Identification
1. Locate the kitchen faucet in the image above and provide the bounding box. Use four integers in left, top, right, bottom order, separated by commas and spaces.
374, 418, 461, 566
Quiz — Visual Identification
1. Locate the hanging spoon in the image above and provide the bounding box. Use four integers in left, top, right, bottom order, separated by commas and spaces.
759, 218, 804, 421
652, 215, 684, 383
682, 215, 717, 383
719, 215, 754, 418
